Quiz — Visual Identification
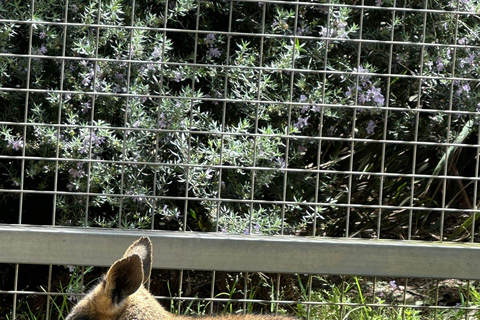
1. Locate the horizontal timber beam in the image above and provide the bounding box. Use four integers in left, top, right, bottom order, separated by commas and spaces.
1, 224, 480, 280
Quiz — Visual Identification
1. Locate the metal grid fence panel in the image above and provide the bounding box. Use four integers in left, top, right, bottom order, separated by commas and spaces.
1, 0, 480, 319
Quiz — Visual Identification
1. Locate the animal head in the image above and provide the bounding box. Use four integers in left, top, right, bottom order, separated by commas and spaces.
65, 237, 162, 320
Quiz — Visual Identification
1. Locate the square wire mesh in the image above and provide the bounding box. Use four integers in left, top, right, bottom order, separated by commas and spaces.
1, 0, 480, 319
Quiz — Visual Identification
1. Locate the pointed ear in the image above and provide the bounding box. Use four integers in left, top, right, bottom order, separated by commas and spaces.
105, 254, 144, 305
123, 237, 152, 284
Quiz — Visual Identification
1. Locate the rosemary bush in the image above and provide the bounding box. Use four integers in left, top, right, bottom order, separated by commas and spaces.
1, 0, 479, 238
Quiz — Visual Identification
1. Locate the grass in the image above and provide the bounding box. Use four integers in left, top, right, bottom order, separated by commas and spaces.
6, 270, 480, 319
294, 276, 480, 320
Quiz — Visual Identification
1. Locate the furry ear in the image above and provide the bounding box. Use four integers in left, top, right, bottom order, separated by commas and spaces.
123, 237, 153, 284
104, 254, 144, 305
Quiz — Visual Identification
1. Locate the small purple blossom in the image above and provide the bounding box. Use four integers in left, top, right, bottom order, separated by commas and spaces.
38, 45, 47, 55
82, 75, 91, 87
367, 86, 385, 106
358, 93, 369, 104
68, 167, 85, 179
81, 101, 91, 114
7, 138, 24, 150
346, 86, 353, 98
366, 120, 377, 135
295, 116, 309, 129
276, 157, 286, 168
71, 4, 79, 13
375, 0, 383, 6
456, 83, 470, 96
301, 105, 310, 114
152, 47, 161, 59
79, 131, 105, 154
39, 31, 46, 39
207, 47, 222, 58
174, 71, 182, 82
436, 58, 445, 72
390, 280, 397, 289
297, 26, 310, 36
254, 223, 261, 234
158, 113, 168, 129
243, 228, 250, 235
205, 33, 215, 45
462, 53, 475, 66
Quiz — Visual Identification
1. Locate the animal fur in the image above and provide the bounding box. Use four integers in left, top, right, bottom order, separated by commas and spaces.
65, 237, 296, 320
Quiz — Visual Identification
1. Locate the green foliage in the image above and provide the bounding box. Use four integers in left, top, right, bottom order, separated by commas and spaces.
1, 0, 480, 316
1, 0, 477, 237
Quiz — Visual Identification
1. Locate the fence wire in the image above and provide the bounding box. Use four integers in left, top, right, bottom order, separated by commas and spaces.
1, 0, 480, 319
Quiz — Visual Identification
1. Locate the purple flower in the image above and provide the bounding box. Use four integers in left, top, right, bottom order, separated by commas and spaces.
295, 116, 309, 129
38, 45, 47, 55
82, 75, 91, 87
152, 47, 161, 59
205, 33, 215, 45
71, 4, 79, 13
174, 72, 182, 82
346, 86, 353, 98
243, 228, 250, 235
463, 53, 475, 66
301, 105, 310, 114
300, 94, 307, 102
158, 113, 168, 129
68, 167, 85, 179
79, 131, 105, 154
436, 58, 445, 72
367, 86, 385, 106
366, 120, 376, 135
375, 0, 383, 6
207, 47, 222, 58
254, 223, 261, 234
39, 31, 46, 39
358, 93, 368, 103
7, 138, 24, 150
390, 280, 397, 289
276, 157, 286, 168
81, 101, 91, 114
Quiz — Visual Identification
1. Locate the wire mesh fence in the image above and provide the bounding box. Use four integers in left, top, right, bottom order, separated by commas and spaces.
1, 0, 480, 319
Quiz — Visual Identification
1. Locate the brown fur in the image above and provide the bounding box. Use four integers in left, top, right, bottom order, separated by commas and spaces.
66, 237, 296, 320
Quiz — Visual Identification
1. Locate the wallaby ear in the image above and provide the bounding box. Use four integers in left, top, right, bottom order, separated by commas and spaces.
105, 254, 144, 305
123, 237, 153, 284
